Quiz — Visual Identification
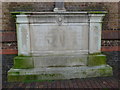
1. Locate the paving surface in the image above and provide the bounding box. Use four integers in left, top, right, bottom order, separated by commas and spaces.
2, 76, 119, 89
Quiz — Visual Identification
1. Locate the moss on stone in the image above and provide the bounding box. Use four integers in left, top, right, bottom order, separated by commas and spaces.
8, 73, 63, 82
11, 12, 26, 15
8, 65, 113, 82
88, 11, 107, 14
8, 75, 37, 82
87, 54, 107, 66
13, 56, 34, 69
89, 52, 102, 55
8, 71, 20, 75
99, 66, 113, 76
11, 12, 26, 18
86, 65, 112, 77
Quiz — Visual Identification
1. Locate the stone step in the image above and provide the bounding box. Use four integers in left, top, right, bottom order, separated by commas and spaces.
33, 55, 88, 68
13, 54, 88, 69
8, 65, 113, 82
13, 54, 107, 69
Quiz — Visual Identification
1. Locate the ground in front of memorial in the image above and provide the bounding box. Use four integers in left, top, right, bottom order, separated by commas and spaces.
2, 76, 119, 89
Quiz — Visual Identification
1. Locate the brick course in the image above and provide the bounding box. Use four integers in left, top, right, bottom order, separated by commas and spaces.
0, 2, 120, 84
1, 2, 120, 52
1, 2, 119, 31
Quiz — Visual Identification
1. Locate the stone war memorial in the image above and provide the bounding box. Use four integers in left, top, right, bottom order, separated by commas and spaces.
8, 2, 113, 82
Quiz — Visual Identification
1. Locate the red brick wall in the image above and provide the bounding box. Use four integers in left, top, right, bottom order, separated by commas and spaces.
0, 2, 120, 54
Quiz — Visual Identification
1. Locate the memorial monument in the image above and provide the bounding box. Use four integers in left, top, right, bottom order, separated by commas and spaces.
8, 2, 113, 82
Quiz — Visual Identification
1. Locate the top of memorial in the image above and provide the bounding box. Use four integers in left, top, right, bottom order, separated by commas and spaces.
11, 11, 107, 15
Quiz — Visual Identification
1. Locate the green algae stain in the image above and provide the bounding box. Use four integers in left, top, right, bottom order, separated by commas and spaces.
87, 54, 106, 66
13, 56, 34, 69
88, 11, 107, 14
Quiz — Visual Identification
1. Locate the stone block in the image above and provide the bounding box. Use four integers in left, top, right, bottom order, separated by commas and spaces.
7, 11, 113, 82
87, 54, 106, 66
8, 65, 112, 82
13, 56, 34, 69
33, 55, 88, 67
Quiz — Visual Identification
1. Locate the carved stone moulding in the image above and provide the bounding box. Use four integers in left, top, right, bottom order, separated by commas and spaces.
8, 11, 113, 82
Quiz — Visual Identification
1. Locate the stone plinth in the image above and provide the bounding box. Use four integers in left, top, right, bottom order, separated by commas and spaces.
8, 11, 113, 82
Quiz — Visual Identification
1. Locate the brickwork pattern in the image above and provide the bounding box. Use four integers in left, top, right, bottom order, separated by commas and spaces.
1, 2, 119, 52
103, 51, 120, 77
101, 40, 120, 47
2, 54, 17, 83
1, 2, 120, 85
2, 77, 119, 88
1, 2, 119, 31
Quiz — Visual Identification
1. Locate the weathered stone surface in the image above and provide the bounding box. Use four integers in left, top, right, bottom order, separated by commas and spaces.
33, 55, 88, 67
13, 55, 88, 68
8, 65, 112, 82
13, 56, 34, 69
15, 12, 105, 56
7, 11, 113, 82
87, 54, 107, 66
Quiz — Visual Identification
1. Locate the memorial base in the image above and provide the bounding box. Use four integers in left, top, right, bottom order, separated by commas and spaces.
8, 54, 113, 82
